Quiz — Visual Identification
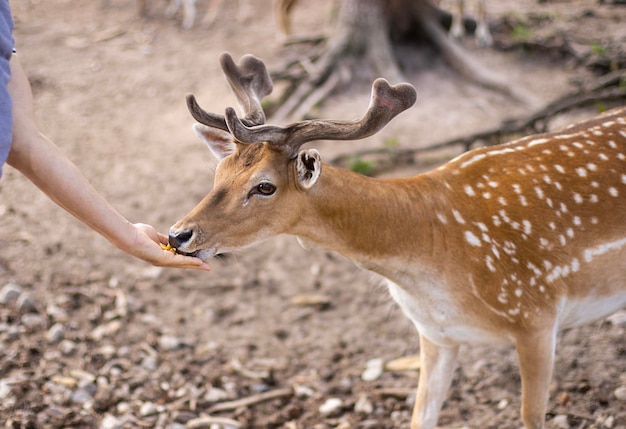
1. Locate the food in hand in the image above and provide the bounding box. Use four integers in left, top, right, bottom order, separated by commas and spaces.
160, 243, 177, 254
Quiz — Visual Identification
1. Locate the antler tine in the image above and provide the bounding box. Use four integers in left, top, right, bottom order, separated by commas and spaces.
186, 94, 229, 132
225, 79, 416, 154
220, 52, 273, 127
185, 52, 273, 132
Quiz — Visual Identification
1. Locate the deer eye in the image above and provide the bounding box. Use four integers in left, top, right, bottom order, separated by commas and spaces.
255, 182, 276, 196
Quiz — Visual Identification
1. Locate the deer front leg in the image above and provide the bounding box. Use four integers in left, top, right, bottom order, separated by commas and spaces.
411, 334, 460, 429
515, 326, 557, 429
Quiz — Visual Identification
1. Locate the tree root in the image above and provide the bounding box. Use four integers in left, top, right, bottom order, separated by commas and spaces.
331, 72, 626, 175
271, 0, 532, 121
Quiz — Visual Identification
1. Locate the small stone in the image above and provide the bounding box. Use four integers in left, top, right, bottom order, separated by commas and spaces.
354, 393, 373, 415
614, 386, 626, 401
204, 387, 229, 403
90, 320, 122, 341
0, 380, 11, 399
71, 387, 94, 404
361, 358, 384, 381
603, 415, 615, 429
158, 335, 182, 351
46, 304, 69, 322
21, 313, 45, 330
0, 282, 22, 305
141, 355, 159, 371
59, 339, 77, 355
293, 384, 315, 398
319, 397, 343, 416
497, 398, 509, 410
606, 310, 626, 326
139, 401, 158, 417
551, 414, 570, 429
100, 414, 124, 429
46, 323, 65, 343
16, 293, 37, 313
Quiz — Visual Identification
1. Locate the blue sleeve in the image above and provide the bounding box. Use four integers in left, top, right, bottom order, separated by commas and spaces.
0, 0, 14, 179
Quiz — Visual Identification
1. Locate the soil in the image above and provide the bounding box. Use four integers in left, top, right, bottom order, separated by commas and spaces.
0, 0, 624, 428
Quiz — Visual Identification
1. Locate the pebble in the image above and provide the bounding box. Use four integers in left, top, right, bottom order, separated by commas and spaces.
90, 320, 122, 341
606, 310, 626, 326
361, 358, 384, 381
16, 293, 37, 313
139, 401, 159, 417
0, 380, 11, 399
21, 313, 45, 330
70, 387, 94, 405
59, 339, 77, 355
100, 414, 124, 429
46, 323, 65, 343
0, 282, 22, 305
319, 397, 343, 416
551, 414, 570, 429
614, 386, 626, 401
158, 335, 183, 351
354, 393, 374, 415
141, 355, 159, 371
46, 304, 69, 322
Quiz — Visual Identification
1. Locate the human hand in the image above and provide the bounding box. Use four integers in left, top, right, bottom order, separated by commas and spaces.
127, 223, 211, 271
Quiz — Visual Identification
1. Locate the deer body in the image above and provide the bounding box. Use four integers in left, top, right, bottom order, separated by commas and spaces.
169, 53, 626, 429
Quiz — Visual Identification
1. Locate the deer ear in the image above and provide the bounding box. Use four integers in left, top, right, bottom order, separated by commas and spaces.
193, 124, 236, 160
296, 149, 321, 189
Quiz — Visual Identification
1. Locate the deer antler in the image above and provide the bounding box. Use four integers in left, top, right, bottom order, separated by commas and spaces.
186, 52, 273, 131
224, 78, 417, 155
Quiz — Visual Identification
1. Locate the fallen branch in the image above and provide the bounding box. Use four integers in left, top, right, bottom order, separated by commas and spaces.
207, 387, 294, 414
186, 416, 243, 429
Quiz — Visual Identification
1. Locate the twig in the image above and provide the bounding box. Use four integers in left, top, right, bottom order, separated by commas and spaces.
186, 416, 243, 429
207, 387, 294, 414
374, 387, 415, 398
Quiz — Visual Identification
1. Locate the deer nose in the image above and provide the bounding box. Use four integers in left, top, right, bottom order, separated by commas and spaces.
168, 229, 194, 249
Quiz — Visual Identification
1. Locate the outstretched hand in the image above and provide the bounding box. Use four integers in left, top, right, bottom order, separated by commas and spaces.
129, 223, 211, 271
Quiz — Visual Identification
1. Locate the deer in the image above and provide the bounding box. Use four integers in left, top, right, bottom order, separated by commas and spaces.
274, 0, 492, 46
168, 52, 626, 429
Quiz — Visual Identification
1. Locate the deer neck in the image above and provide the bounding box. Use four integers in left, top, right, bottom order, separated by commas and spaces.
292, 164, 442, 277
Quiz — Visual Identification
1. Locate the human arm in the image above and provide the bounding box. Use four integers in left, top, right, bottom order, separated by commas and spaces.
6, 55, 210, 271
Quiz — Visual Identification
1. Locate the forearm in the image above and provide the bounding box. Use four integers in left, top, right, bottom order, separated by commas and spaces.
8, 130, 136, 250
6, 57, 134, 250
5, 55, 210, 270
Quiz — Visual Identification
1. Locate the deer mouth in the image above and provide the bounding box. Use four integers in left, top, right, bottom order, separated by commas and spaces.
179, 247, 217, 261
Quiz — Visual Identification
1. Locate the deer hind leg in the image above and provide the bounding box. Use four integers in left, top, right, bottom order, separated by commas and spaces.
411, 334, 460, 429
449, 0, 466, 39
515, 326, 557, 429
475, 0, 493, 46
274, 0, 298, 42
181, 0, 197, 29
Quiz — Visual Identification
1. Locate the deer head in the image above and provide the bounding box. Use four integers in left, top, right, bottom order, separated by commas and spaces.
168, 52, 416, 259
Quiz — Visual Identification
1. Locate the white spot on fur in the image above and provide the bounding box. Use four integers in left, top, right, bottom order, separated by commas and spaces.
460, 153, 487, 168
609, 187, 618, 197
465, 231, 482, 247
464, 185, 476, 197
583, 237, 626, 263
453, 209, 466, 224
573, 193, 583, 204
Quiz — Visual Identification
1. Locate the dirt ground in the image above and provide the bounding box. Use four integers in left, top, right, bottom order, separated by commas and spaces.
0, 0, 625, 428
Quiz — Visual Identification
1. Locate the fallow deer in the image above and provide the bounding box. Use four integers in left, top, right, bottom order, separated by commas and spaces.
169, 52, 626, 429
